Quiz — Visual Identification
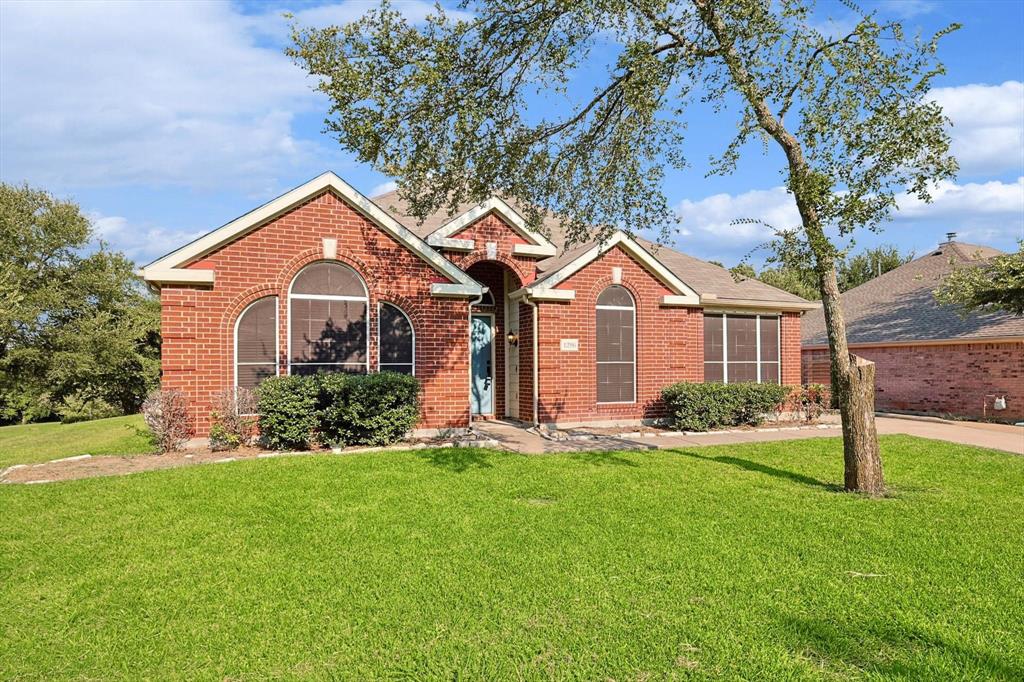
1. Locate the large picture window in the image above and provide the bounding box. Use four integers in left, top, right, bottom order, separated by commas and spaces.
289, 262, 369, 375
596, 285, 636, 403
235, 296, 278, 391
378, 302, 414, 375
704, 313, 780, 384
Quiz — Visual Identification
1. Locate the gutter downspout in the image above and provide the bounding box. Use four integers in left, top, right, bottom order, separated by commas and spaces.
521, 296, 540, 427
467, 287, 487, 432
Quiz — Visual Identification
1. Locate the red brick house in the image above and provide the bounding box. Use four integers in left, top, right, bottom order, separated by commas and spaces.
141, 172, 815, 436
802, 239, 1024, 421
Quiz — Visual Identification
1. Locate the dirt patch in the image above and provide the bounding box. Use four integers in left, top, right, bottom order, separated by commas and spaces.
0, 440, 450, 485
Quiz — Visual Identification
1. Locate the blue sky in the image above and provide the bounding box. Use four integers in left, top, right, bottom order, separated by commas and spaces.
1, 0, 1021, 268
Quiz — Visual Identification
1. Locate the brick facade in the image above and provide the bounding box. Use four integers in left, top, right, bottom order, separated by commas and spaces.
161, 191, 471, 434
158, 189, 806, 436
801, 341, 1024, 421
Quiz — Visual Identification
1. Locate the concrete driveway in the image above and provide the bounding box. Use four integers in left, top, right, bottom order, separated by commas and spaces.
474, 416, 1024, 455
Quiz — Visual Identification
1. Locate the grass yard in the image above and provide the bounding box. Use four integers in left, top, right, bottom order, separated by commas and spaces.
0, 414, 154, 468
1, 435, 1021, 680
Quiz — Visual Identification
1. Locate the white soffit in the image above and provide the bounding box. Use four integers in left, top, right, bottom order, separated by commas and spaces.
140, 171, 482, 297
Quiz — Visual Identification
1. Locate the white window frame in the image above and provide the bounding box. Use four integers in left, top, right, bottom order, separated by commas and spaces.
377, 301, 415, 376
234, 296, 280, 391
596, 286, 637, 405
705, 313, 781, 384
287, 261, 370, 376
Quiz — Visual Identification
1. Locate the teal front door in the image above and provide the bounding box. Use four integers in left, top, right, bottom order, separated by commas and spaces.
470, 314, 494, 415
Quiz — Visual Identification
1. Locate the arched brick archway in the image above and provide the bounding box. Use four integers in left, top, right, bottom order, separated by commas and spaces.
465, 260, 525, 420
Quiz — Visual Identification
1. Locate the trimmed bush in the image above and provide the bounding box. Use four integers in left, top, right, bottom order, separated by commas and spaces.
318, 371, 420, 447
256, 372, 420, 450
255, 375, 319, 450
661, 382, 792, 432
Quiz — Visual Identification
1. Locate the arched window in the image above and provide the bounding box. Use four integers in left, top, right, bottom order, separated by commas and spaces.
378, 302, 414, 375
288, 262, 369, 375
596, 285, 635, 404
235, 296, 278, 390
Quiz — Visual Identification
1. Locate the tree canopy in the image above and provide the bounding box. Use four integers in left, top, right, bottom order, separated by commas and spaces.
0, 183, 160, 424
935, 243, 1024, 316
289, 0, 960, 494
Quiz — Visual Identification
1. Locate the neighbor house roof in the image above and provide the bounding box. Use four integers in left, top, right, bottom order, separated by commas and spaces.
802, 241, 1024, 346
374, 190, 815, 311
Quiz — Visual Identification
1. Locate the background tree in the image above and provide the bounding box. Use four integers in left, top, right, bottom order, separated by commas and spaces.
839, 244, 914, 291
731, 243, 912, 300
935, 242, 1024, 316
0, 183, 161, 424
289, 0, 958, 493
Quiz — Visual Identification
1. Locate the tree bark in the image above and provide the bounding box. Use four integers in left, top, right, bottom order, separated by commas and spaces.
694, 0, 885, 494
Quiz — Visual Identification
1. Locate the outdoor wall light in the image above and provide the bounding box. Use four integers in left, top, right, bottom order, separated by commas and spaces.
507, 331, 519, 347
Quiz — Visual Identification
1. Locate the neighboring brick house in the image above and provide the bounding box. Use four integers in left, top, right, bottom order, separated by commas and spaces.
802, 239, 1024, 421
141, 172, 815, 436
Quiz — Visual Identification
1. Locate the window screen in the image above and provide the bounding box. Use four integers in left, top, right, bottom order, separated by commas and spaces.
235, 297, 278, 390
289, 262, 369, 375
379, 302, 414, 375
703, 313, 781, 384
596, 285, 636, 403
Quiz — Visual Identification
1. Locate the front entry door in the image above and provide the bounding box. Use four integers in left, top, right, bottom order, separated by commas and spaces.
470, 314, 494, 415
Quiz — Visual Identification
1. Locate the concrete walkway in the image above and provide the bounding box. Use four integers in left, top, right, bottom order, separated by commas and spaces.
473, 416, 1024, 455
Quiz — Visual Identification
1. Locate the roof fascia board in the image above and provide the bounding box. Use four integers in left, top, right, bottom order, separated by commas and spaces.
702, 296, 820, 312
140, 268, 215, 285
527, 232, 700, 303
141, 172, 477, 290
426, 236, 476, 251
803, 335, 1024, 350
430, 197, 557, 250
430, 282, 485, 298
512, 243, 558, 257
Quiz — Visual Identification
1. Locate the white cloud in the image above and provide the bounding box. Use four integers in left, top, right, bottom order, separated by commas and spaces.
246, 1, 472, 41
929, 81, 1024, 175
673, 186, 802, 245
0, 1, 463, 194
670, 177, 1023, 261
877, 0, 937, 19
89, 213, 205, 264
370, 181, 398, 197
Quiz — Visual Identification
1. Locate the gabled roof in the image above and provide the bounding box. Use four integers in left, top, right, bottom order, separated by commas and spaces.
374, 190, 815, 311
802, 241, 1024, 346
425, 197, 557, 257
140, 172, 483, 297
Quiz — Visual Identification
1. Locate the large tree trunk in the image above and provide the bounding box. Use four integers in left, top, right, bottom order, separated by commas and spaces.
816, 261, 886, 495
695, 0, 885, 494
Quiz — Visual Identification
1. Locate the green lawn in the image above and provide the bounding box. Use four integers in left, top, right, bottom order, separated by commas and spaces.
1, 436, 1021, 680
0, 414, 155, 468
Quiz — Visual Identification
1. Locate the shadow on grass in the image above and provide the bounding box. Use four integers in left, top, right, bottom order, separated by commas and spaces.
780, 613, 1023, 679
672, 449, 840, 491
417, 447, 494, 473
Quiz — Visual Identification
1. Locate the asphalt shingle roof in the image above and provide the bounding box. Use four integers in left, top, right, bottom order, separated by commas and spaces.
801, 241, 1024, 345
372, 190, 809, 306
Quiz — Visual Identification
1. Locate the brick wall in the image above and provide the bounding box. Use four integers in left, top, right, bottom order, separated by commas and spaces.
161, 190, 472, 436
801, 340, 1024, 420
534, 246, 702, 424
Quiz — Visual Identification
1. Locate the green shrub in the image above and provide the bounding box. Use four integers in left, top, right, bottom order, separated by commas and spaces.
256, 372, 420, 450
56, 393, 121, 424
255, 375, 319, 450
661, 382, 792, 432
316, 371, 420, 447
796, 383, 829, 422
208, 422, 242, 451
